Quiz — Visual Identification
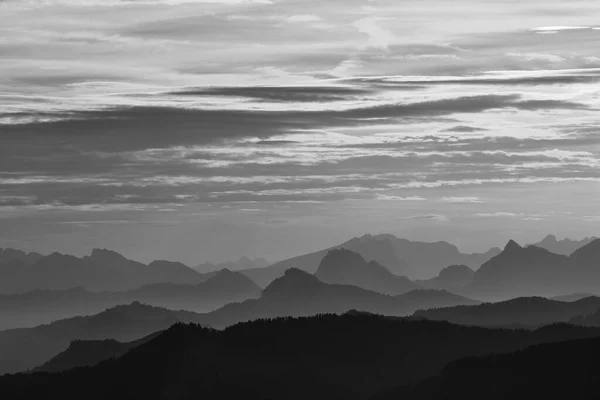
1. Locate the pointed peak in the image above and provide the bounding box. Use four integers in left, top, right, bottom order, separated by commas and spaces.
504, 240, 522, 252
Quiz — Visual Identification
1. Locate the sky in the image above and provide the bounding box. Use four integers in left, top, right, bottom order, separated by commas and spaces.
1, 0, 599, 264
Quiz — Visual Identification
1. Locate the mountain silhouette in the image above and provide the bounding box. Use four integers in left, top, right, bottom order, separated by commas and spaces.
551, 292, 595, 302
241, 234, 500, 286
529, 234, 598, 255
464, 240, 572, 299
464, 238, 600, 300
197, 268, 478, 329
1, 314, 599, 400
33, 332, 161, 373
0, 287, 122, 330
0, 302, 206, 375
0, 248, 43, 265
417, 265, 474, 290
414, 296, 600, 328
569, 307, 600, 326
0, 269, 261, 330
315, 249, 417, 295
381, 333, 600, 400
195, 257, 270, 273
123, 269, 262, 312
0, 248, 208, 294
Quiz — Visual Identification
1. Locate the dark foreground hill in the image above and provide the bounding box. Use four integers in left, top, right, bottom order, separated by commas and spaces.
0, 302, 206, 375
1, 314, 599, 400
33, 332, 161, 373
378, 334, 600, 400
414, 296, 600, 328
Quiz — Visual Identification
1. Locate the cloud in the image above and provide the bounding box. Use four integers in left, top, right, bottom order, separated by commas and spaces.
352, 17, 395, 49
475, 212, 522, 218
376, 195, 426, 201
169, 85, 373, 102
443, 125, 488, 133
405, 214, 449, 222
286, 15, 322, 23
440, 197, 482, 203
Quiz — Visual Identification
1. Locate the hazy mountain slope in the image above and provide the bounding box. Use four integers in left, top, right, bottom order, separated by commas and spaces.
0, 270, 260, 330
123, 269, 262, 312
372, 234, 501, 278
241, 234, 499, 287
1, 315, 599, 400
33, 332, 161, 373
315, 249, 417, 295
0, 302, 206, 375
198, 269, 477, 329
464, 240, 572, 300
529, 234, 598, 255
195, 257, 270, 273
0, 248, 43, 265
0, 249, 207, 294
0, 287, 122, 330
414, 296, 600, 327
551, 293, 594, 302
417, 265, 474, 290
464, 239, 600, 300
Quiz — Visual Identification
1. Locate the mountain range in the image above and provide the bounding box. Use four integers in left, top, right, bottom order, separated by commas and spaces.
241, 234, 501, 287
315, 248, 418, 295
194, 257, 270, 273
528, 234, 598, 255
196, 268, 479, 329
0, 302, 207, 375
0, 249, 208, 293
463, 238, 600, 300
416, 265, 475, 291
414, 295, 600, 328
0, 269, 261, 330
1, 314, 599, 400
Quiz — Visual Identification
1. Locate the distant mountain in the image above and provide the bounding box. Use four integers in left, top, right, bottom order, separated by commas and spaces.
0, 248, 208, 293
315, 249, 417, 295
123, 269, 262, 312
371, 234, 501, 278
464, 240, 572, 300
464, 239, 600, 300
33, 332, 160, 373
529, 234, 598, 255
241, 234, 500, 287
383, 334, 600, 400
0, 270, 261, 330
2, 314, 599, 400
195, 257, 270, 273
0, 287, 122, 331
0, 302, 206, 375
417, 265, 474, 291
198, 268, 478, 329
0, 248, 43, 265
414, 296, 600, 328
551, 293, 594, 302
569, 308, 600, 326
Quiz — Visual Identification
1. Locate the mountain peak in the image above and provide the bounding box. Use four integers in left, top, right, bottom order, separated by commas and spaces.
504, 240, 522, 252
262, 268, 322, 298
90, 248, 128, 262
542, 234, 558, 243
